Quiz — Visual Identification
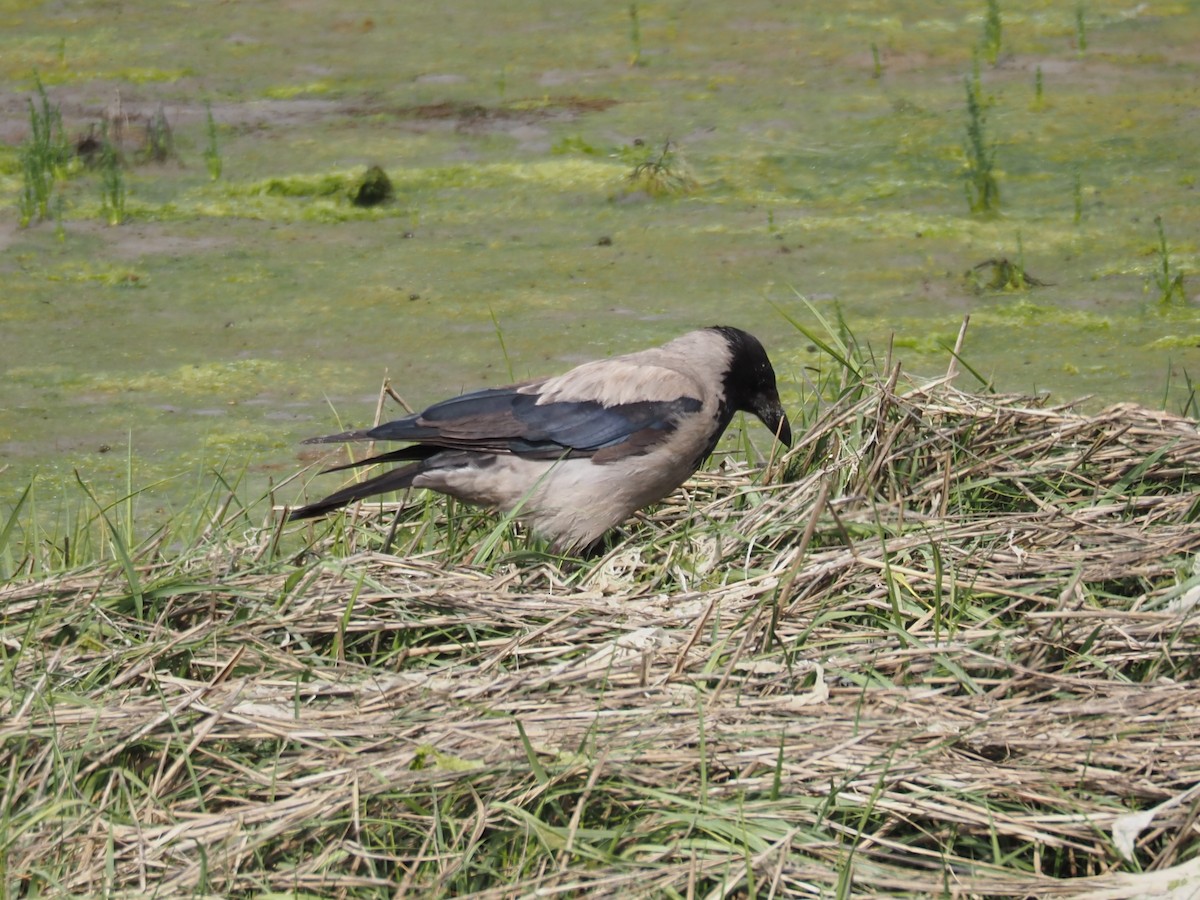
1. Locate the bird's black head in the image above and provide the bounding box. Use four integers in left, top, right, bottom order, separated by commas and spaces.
710, 325, 792, 447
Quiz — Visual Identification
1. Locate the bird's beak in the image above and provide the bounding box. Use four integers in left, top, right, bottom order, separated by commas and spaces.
756, 398, 792, 448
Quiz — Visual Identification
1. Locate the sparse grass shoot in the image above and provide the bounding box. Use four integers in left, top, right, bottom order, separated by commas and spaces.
98, 125, 126, 226
1150, 215, 1187, 306
1174, 369, 1198, 418
1073, 167, 1084, 223
628, 3, 643, 67
17, 75, 70, 228
142, 104, 174, 162
624, 139, 698, 197
203, 101, 222, 181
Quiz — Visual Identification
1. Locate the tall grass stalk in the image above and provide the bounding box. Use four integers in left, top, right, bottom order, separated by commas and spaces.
1171, 368, 1198, 418
17, 75, 70, 227
963, 76, 1000, 216
628, 4, 643, 67
982, 0, 1003, 64
1073, 168, 1083, 224
99, 125, 126, 226
0, 485, 33, 580
143, 104, 174, 162
1150, 215, 1187, 306
74, 471, 143, 616
489, 308, 515, 382
970, 46, 984, 103
203, 102, 222, 181
54, 191, 67, 241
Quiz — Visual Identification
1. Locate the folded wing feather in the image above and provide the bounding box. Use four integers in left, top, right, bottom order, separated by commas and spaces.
303, 379, 704, 463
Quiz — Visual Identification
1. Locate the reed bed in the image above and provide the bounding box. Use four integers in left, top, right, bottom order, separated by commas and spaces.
3, 371, 1200, 897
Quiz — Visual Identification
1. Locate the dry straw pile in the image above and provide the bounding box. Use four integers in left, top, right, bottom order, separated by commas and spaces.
3, 368, 1200, 897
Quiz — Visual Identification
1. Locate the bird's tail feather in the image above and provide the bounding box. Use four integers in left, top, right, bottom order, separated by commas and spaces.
301, 417, 434, 446
320, 444, 438, 475
289, 461, 423, 520
300, 428, 377, 445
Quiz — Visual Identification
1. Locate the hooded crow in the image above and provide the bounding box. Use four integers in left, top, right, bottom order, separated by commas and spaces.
290, 326, 791, 553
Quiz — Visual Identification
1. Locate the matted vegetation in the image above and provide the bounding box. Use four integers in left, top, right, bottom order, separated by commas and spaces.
3, 344, 1200, 897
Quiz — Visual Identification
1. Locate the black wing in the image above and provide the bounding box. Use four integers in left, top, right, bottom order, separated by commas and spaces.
303, 385, 702, 462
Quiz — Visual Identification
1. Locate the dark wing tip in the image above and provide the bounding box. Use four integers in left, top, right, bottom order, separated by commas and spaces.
289, 461, 424, 520
288, 502, 330, 521
301, 429, 373, 445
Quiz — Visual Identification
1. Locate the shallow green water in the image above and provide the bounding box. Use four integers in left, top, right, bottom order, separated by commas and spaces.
1, 0, 1198, 520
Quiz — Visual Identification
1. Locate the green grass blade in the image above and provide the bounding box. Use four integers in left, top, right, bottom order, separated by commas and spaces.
73, 470, 144, 618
